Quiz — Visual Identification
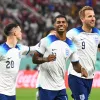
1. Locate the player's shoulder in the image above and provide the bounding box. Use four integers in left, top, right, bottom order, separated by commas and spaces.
41, 35, 59, 44
0, 43, 8, 54
67, 26, 84, 35
92, 27, 100, 34
65, 38, 76, 49
16, 44, 22, 50
46, 35, 59, 40
16, 44, 27, 50
65, 37, 74, 44
0, 43, 9, 49
0, 43, 5, 48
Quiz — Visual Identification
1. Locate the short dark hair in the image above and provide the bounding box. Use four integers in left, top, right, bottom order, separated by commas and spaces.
4, 23, 19, 36
53, 14, 68, 24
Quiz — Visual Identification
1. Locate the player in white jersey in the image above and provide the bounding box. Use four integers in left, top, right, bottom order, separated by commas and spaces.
32, 15, 87, 100
35, 27, 56, 100
67, 6, 100, 100
0, 23, 36, 100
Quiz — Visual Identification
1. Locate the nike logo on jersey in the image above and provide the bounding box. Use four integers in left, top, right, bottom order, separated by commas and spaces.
0, 56, 6, 61
7, 57, 12, 60
52, 49, 57, 51
94, 37, 99, 45
80, 38, 85, 40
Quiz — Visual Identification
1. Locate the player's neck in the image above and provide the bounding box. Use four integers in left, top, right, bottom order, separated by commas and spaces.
82, 25, 92, 33
6, 36, 17, 48
56, 32, 66, 41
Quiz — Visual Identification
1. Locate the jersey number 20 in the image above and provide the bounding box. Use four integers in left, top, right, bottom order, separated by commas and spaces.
6, 60, 14, 68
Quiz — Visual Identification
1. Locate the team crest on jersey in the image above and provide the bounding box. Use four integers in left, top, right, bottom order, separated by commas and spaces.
66, 49, 69, 56
94, 37, 99, 45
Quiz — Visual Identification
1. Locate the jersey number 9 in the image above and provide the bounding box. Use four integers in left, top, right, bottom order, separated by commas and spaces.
82, 41, 85, 49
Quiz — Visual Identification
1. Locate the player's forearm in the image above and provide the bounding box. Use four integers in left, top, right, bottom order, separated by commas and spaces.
32, 52, 56, 64
32, 51, 47, 64
72, 61, 81, 73
32, 56, 48, 64
72, 61, 88, 77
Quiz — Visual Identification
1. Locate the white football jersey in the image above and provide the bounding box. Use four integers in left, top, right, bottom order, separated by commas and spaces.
67, 27, 100, 79
0, 43, 35, 96
36, 35, 79, 90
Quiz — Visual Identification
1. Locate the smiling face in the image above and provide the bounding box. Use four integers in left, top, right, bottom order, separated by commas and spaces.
54, 17, 68, 35
81, 10, 96, 28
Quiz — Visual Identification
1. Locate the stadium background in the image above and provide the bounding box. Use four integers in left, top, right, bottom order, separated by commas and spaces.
0, 0, 100, 100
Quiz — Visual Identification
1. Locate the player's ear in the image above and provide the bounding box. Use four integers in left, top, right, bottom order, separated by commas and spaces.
14, 30, 17, 35
13, 32, 16, 36
80, 17, 84, 23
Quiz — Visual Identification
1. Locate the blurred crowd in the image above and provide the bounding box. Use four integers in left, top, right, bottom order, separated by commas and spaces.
0, 0, 100, 46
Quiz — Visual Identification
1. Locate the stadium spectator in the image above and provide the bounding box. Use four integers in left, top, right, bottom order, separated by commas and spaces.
0, 0, 99, 46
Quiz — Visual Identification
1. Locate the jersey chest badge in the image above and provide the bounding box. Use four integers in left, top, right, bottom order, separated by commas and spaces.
66, 49, 70, 56
94, 37, 99, 45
